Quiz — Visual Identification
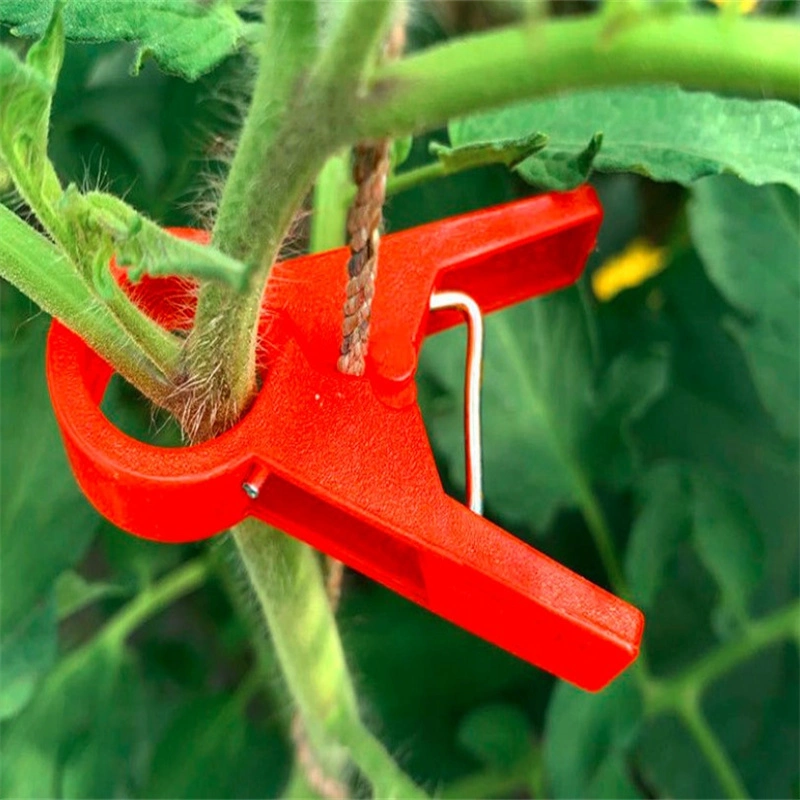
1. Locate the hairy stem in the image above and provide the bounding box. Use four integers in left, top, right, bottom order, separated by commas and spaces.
0, 204, 179, 404
233, 519, 426, 798
186, 0, 396, 440
356, 11, 800, 140
184, 5, 800, 441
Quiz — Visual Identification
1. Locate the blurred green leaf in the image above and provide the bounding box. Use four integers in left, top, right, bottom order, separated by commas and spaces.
421, 288, 667, 528
638, 645, 798, 799
544, 672, 642, 799
689, 176, 800, 441
143, 693, 289, 798
0, 285, 99, 632
0, 634, 143, 798
451, 87, 800, 192
2, 0, 244, 80
625, 461, 765, 621
457, 704, 531, 770
0, 595, 56, 721
625, 461, 692, 610
690, 468, 765, 623
590, 346, 671, 487
341, 581, 539, 785
55, 570, 126, 620
421, 289, 595, 528
143, 695, 243, 798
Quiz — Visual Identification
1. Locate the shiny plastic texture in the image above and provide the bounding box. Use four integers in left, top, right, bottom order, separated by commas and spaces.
46, 185, 643, 690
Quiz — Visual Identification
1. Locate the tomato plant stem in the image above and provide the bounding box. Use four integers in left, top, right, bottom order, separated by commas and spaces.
233, 519, 426, 798
357, 11, 800, 140
0, 204, 179, 405
386, 161, 447, 196
185, 0, 396, 440
310, 151, 351, 253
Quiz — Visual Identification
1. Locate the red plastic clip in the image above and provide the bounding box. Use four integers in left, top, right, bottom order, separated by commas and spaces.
46, 186, 643, 690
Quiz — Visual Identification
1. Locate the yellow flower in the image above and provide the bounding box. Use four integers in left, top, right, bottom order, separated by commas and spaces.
592, 238, 668, 302
710, 0, 759, 14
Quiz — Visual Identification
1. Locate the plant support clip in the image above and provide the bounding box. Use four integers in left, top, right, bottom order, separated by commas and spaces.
46, 185, 643, 691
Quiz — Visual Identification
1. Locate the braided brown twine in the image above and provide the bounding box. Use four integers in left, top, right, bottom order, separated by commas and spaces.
337, 23, 406, 377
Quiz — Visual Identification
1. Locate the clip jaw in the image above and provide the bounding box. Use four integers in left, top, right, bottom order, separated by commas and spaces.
46, 185, 643, 691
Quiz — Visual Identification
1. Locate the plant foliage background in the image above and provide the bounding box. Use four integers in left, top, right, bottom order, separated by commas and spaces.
1, 1, 798, 798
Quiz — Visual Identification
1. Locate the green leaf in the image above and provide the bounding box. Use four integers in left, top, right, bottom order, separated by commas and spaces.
0, 595, 56, 721
689, 469, 765, 623
516, 132, 602, 193
543, 672, 643, 799
1, 0, 244, 80
24, 0, 65, 86
457, 704, 531, 770
420, 288, 595, 529
625, 462, 692, 610
638, 645, 798, 799
450, 86, 800, 192
341, 580, 540, 782
420, 289, 667, 528
54, 570, 126, 620
0, 635, 143, 798
688, 176, 800, 441
0, 285, 98, 633
60, 188, 254, 290
625, 461, 764, 621
590, 346, 671, 488
429, 131, 547, 173
143, 693, 288, 799
0, 12, 64, 212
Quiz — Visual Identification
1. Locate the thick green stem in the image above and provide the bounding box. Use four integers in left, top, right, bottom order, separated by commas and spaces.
230, 154, 424, 798
186, 0, 396, 438
311, 0, 396, 89
356, 12, 800, 140
185, 5, 800, 441
678, 697, 750, 800
0, 203, 179, 405
187, 0, 326, 423
233, 519, 426, 798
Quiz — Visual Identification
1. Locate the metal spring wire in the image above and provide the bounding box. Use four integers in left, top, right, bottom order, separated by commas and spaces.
429, 291, 484, 516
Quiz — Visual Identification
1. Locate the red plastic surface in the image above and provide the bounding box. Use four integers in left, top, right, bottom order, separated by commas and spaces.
46, 186, 643, 690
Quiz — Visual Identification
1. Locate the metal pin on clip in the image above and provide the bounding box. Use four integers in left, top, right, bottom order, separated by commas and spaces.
46, 185, 643, 691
